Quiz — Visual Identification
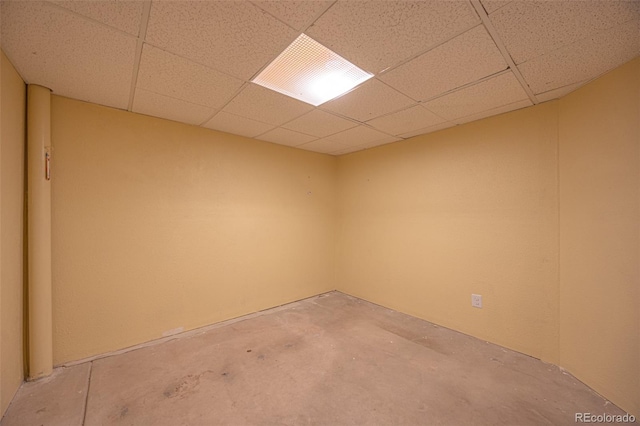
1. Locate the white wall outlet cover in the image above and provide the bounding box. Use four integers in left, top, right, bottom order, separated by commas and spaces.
471, 294, 482, 308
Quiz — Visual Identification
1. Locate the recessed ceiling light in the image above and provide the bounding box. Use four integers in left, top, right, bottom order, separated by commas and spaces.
252, 34, 373, 106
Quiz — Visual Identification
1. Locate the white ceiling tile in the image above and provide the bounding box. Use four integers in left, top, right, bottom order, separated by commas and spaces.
48, 0, 144, 36
535, 81, 588, 103
321, 79, 415, 122
480, 1, 512, 14
489, 0, 640, 64
423, 72, 529, 120
1, 1, 137, 109
298, 138, 349, 154
366, 105, 445, 136
250, 0, 334, 31
306, 0, 479, 73
257, 127, 317, 147
282, 109, 358, 138
518, 19, 640, 94
132, 89, 216, 125
203, 111, 275, 139
327, 125, 400, 147
145, 1, 298, 80
380, 25, 507, 102
3, 0, 636, 139
399, 121, 457, 139
453, 99, 532, 125
137, 44, 244, 110
223, 84, 314, 126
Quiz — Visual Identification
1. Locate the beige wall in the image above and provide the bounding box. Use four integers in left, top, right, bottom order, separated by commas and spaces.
337, 103, 560, 363
558, 58, 639, 416
336, 58, 639, 416
51, 96, 337, 364
1, 52, 26, 415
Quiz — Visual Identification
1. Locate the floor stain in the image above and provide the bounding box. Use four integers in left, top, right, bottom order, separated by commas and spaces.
163, 370, 215, 399
108, 405, 129, 421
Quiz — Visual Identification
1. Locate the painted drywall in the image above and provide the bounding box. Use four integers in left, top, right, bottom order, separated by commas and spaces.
336, 58, 639, 416
1, 51, 26, 415
337, 102, 560, 363
51, 96, 337, 364
558, 58, 639, 417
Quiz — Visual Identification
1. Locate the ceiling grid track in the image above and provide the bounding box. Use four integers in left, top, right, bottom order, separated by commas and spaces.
376, 22, 481, 78
127, 0, 152, 111
197, 82, 250, 126
470, 0, 539, 105
420, 68, 512, 105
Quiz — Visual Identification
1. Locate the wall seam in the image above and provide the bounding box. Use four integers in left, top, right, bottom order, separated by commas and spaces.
556, 99, 561, 365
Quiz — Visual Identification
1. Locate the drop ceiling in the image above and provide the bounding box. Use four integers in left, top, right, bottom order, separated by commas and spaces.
2, 0, 639, 155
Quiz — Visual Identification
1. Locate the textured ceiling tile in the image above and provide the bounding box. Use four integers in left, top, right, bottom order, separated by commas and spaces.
4, 0, 636, 142
535, 81, 588, 103
518, 19, 640, 94
137, 44, 244, 110
366, 105, 445, 136
223, 84, 314, 126
298, 138, 349, 154
132, 89, 216, 125
282, 109, 358, 138
453, 99, 532, 125
327, 125, 400, 147
48, 0, 143, 35
257, 127, 317, 147
321, 79, 415, 122
380, 25, 507, 102
423, 72, 529, 120
306, 0, 479, 73
250, 0, 334, 31
145, 1, 298, 80
480, 0, 512, 14
489, 0, 640, 64
1, 1, 136, 109
203, 111, 275, 138
399, 121, 457, 139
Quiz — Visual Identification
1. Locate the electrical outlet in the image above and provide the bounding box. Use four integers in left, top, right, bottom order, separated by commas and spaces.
471, 294, 482, 308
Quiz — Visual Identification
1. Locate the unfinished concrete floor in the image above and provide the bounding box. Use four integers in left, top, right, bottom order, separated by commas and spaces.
2, 292, 632, 425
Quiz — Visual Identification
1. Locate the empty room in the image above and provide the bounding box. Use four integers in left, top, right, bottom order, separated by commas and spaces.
0, 0, 638, 424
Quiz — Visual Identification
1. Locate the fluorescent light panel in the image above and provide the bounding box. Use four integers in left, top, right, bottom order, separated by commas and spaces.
252, 34, 373, 106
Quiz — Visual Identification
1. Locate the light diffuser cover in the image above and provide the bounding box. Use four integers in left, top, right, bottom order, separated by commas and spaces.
252, 34, 373, 106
